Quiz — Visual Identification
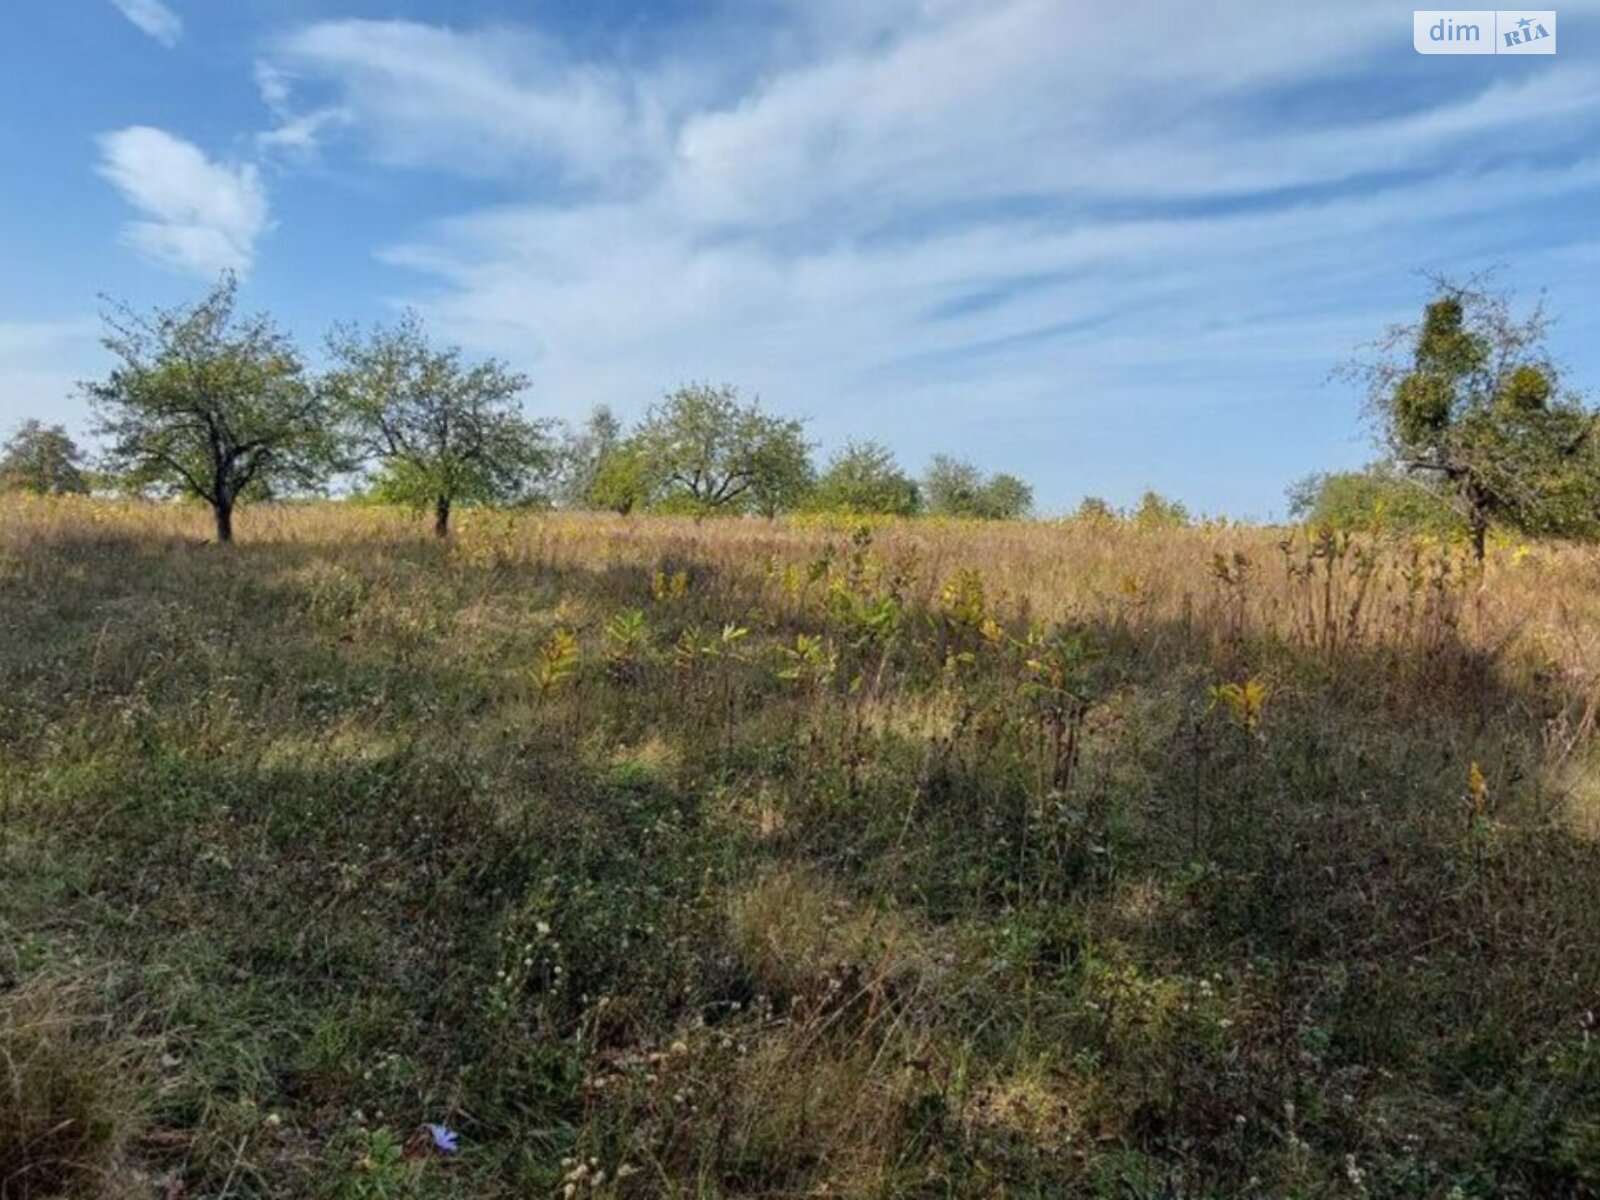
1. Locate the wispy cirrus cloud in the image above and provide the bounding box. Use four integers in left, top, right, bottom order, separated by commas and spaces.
260, 20, 665, 182
96, 127, 270, 277
253, 0, 1600, 513
108, 0, 182, 47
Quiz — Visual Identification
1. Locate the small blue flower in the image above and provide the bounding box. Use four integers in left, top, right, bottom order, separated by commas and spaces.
424, 1123, 459, 1154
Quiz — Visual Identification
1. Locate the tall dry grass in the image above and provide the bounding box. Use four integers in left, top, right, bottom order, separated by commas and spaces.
1, 494, 1598, 1197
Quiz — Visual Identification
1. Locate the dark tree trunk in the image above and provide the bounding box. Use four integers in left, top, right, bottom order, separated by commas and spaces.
434, 495, 452, 538
213, 500, 234, 544
1462, 478, 1488, 563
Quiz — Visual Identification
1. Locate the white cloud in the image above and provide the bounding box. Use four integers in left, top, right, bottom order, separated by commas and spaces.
252, 63, 351, 156
264, 20, 666, 183
108, 0, 181, 47
255, 62, 293, 113
96, 127, 270, 277
387, 158, 1600, 418
259, 0, 1600, 512
257, 107, 350, 154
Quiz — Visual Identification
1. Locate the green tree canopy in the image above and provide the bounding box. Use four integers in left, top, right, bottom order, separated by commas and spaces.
86, 274, 334, 542
1133, 490, 1190, 530
326, 313, 548, 536
923, 454, 984, 517
807, 441, 921, 515
587, 439, 655, 515
1286, 466, 1463, 535
1074, 496, 1115, 522
1348, 277, 1599, 559
0, 420, 88, 495
981, 473, 1034, 520
924, 455, 1034, 519
636, 383, 812, 518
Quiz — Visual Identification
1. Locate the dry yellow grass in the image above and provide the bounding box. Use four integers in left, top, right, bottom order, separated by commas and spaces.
3, 494, 1599, 1197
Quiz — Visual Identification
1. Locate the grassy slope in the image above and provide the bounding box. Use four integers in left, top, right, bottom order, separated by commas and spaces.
1, 498, 1598, 1198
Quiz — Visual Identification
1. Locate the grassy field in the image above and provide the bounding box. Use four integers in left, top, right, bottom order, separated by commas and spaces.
2, 498, 1599, 1198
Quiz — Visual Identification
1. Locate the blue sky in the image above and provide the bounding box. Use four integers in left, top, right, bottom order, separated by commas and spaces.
2, 1, 1597, 517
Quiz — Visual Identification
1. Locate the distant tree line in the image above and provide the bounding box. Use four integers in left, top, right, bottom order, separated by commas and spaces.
7, 274, 1595, 554
553, 407, 1033, 523
0, 276, 1036, 541
1071, 490, 1192, 529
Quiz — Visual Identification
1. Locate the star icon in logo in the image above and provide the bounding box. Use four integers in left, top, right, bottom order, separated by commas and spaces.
1517, 16, 1533, 30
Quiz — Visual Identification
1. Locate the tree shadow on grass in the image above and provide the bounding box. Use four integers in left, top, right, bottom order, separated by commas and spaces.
5, 521, 1599, 1195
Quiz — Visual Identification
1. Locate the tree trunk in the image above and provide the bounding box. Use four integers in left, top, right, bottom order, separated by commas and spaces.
1460, 476, 1488, 563
434, 495, 452, 538
213, 500, 234, 544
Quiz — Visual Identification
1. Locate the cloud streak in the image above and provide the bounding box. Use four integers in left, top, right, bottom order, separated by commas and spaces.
108, 0, 181, 47
264, 20, 665, 182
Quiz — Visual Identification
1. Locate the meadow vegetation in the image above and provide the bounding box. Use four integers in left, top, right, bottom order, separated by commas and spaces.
3, 497, 1599, 1197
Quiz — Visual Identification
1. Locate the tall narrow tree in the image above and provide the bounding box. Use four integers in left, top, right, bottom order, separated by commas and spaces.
87, 275, 333, 543
327, 314, 548, 536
